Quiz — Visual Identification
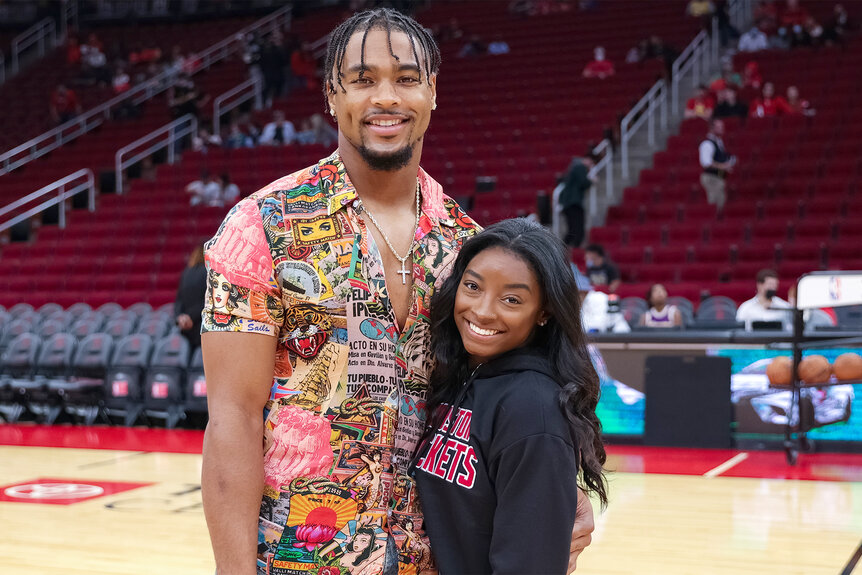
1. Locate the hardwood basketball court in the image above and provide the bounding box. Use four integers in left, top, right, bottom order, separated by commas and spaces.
1, 426, 860, 574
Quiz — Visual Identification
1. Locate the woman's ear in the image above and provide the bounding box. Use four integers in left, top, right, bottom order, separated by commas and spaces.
538, 311, 551, 327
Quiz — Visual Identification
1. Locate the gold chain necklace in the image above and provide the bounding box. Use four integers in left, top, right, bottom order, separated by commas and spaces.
358, 180, 421, 285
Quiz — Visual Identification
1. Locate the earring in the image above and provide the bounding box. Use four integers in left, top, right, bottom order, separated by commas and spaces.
539, 320, 547, 326
329, 109, 336, 117
431, 102, 437, 110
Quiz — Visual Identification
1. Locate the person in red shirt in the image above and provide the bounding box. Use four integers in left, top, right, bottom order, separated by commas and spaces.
780, 0, 810, 28
291, 42, 320, 90
750, 82, 792, 117
785, 85, 813, 115
49, 84, 82, 125
685, 84, 716, 120
582, 46, 615, 79
66, 36, 81, 66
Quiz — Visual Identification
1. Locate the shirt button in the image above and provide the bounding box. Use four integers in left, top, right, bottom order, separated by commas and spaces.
352, 199, 360, 209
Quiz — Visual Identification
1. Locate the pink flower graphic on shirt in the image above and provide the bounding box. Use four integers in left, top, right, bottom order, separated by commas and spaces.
264, 404, 334, 489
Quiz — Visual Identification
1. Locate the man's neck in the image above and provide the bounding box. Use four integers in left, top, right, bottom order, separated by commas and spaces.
339, 142, 423, 210
757, 295, 773, 308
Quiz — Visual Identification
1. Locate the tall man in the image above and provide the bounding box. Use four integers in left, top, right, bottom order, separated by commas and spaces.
201, 9, 595, 575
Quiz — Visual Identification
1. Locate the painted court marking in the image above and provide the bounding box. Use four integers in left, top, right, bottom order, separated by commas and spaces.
703, 452, 749, 478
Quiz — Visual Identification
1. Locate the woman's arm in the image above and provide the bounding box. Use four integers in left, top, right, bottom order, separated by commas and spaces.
489, 433, 579, 574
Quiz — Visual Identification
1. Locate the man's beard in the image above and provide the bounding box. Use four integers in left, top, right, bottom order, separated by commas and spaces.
358, 143, 414, 171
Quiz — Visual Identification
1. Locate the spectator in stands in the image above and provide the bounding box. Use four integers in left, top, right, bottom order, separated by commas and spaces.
259, 110, 296, 146
736, 268, 792, 331
186, 171, 222, 206
708, 58, 742, 93
749, 82, 789, 117
169, 44, 186, 75
582, 46, 615, 79
168, 73, 208, 120
192, 128, 223, 153
754, 0, 780, 36
778, 0, 814, 47
224, 122, 255, 149
823, 3, 852, 45
291, 42, 319, 91
785, 85, 814, 115
128, 42, 162, 66
487, 34, 511, 55
684, 85, 716, 120
575, 267, 630, 333
714, 0, 740, 47
81, 39, 110, 86
242, 32, 263, 87
66, 35, 81, 66
175, 243, 208, 352
260, 35, 286, 108
699, 119, 735, 212
220, 174, 241, 206
584, 244, 621, 293
559, 151, 598, 250
295, 113, 338, 147
112, 67, 131, 94
742, 61, 763, 91
739, 24, 770, 51
641, 284, 683, 328
49, 84, 82, 125
713, 88, 749, 120
112, 67, 140, 119
457, 35, 487, 58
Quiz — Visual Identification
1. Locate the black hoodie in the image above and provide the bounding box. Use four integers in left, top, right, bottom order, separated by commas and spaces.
411, 348, 579, 575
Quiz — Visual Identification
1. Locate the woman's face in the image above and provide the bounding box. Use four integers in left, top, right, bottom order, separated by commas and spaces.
651, 284, 667, 307
210, 274, 231, 309
454, 247, 547, 366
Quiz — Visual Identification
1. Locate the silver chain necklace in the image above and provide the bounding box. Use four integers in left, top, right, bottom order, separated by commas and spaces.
358, 180, 421, 285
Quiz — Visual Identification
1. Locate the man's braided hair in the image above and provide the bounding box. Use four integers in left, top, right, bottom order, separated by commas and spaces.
323, 7, 441, 98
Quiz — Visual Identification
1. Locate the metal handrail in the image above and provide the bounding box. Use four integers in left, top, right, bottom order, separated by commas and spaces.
0, 4, 292, 177
671, 30, 709, 115
213, 76, 263, 136
11, 17, 57, 74
0, 50, 5, 85
0, 169, 95, 234
552, 138, 612, 238
620, 79, 668, 180
115, 115, 197, 195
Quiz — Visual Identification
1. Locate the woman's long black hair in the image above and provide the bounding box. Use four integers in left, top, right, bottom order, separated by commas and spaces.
424, 218, 608, 507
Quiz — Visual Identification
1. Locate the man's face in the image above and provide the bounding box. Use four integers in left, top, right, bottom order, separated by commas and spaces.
763, 83, 774, 98
712, 119, 725, 136
327, 27, 437, 172
585, 251, 602, 267
758, 277, 779, 299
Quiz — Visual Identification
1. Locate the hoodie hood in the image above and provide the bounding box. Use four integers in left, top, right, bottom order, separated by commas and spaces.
473, 346, 556, 384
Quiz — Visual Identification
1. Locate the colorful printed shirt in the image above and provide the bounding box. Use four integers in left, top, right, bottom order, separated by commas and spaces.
202, 152, 480, 575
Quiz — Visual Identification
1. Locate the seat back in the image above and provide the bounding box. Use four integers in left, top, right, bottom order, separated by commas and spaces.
37, 303, 64, 318
110, 334, 154, 368
696, 296, 739, 320
97, 302, 124, 318
71, 316, 105, 339
1, 318, 37, 349
105, 334, 153, 404
128, 302, 154, 317
185, 347, 208, 411
151, 334, 190, 368
104, 317, 136, 339
1, 333, 42, 377
137, 316, 170, 339
38, 319, 67, 340
66, 302, 93, 320
36, 333, 77, 377
74, 333, 115, 377
8, 303, 35, 317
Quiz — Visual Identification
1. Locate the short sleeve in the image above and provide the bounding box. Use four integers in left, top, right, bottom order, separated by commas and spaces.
201, 198, 284, 337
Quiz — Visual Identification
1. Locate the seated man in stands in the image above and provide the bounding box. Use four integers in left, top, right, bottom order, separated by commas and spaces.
223, 122, 255, 149
185, 170, 222, 206
582, 46, 615, 79
219, 174, 241, 206
641, 284, 683, 328
685, 84, 716, 120
713, 88, 748, 120
584, 244, 621, 293
259, 110, 296, 146
49, 84, 82, 125
736, 268, 792, 331
738, 23, 770, 51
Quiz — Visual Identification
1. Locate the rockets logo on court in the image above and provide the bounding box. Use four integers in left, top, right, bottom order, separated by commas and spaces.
416, 406, 478, 489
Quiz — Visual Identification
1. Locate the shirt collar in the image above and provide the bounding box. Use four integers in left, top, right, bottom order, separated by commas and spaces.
323, 151, 455, 228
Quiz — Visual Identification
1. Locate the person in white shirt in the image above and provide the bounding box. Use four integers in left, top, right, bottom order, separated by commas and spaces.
736, 268, 792, 331
573, 265, 630, 333
219, 173, 240, 206
259, 110, 296, 145
186, 171, 222, 206
738, 25, 769, 52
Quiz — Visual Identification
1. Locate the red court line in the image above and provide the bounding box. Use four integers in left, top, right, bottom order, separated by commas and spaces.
2, 425, 861, 481
0, 424, 204, 454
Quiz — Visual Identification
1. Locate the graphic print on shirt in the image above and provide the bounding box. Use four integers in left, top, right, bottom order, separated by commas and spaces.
416, 405, 478, 489
202, 153, 482, 574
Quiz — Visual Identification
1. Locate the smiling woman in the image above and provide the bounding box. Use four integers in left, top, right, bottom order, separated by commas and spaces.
411, 218, 608, 574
